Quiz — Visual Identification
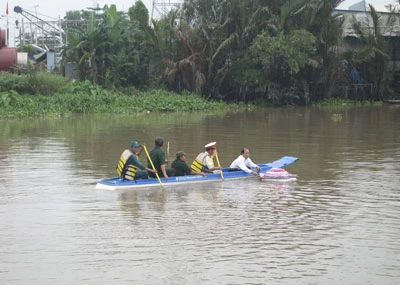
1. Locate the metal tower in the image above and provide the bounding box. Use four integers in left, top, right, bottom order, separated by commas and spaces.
151, 0, 184, 20
14, 6, 65, 50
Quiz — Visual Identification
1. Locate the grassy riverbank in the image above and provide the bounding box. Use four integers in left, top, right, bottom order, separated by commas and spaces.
0, 72, 244, 118
0, 72, 384, 119
314, 98, 383, 109
0, 87, 231, 118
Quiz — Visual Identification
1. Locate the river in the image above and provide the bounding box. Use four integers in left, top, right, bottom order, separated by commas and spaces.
0, 105, 399, 284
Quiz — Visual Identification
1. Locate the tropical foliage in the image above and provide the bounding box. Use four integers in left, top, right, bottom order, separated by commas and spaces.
348, 4, 392, 100
23, 0, 399, 105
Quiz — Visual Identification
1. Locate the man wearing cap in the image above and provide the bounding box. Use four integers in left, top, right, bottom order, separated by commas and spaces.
229, 147, 261, 176
147, 137, 176, 180
172, 151, 206, 177
116, 141, 156, 180
191, 142, 222, 174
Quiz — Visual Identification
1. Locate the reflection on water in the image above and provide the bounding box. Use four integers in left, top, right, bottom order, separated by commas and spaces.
0, 106, 399, 284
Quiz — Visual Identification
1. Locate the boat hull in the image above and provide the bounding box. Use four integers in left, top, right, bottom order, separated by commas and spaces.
96, 156, 298, 190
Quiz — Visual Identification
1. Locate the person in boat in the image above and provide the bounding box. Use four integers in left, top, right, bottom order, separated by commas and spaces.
191, 142, 222, 174
117, 141, 156, 180
147, 137, 176, 180
229, 148, 261, 176
171, 151, 206, 177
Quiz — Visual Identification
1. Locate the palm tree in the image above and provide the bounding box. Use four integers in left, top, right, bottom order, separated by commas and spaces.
349, 4, 392, 100
61, 10, 107, 84
171, 0, 277, 99
279, 0, 346, 101
128, 1, 181, 87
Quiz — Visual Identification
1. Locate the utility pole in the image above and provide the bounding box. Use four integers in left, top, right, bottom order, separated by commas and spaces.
6, 2, 9, 46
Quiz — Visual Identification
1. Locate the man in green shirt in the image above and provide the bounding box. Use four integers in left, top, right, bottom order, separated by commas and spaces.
171, 151, 206, 177
147, 137, 176, 180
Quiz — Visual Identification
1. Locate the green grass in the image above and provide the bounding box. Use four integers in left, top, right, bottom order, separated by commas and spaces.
0, 73, 249, 118
314, 98, 383, 110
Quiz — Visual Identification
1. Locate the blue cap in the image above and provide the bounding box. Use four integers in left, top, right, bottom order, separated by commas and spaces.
130, 141, 141, 147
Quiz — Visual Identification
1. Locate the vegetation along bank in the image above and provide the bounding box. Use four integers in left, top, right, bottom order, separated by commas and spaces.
3, 0, 400, 118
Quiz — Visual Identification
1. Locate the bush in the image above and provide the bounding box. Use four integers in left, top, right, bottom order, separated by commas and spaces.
27, 72, 69, 96
0, 71, 69, 96
0, 72, 33, 94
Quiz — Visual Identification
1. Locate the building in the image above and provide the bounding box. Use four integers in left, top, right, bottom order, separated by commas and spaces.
335, 1, 400, 70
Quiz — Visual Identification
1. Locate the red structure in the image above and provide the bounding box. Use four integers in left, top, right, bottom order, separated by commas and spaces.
0, 28, 5, 46
0, 28, 18, 71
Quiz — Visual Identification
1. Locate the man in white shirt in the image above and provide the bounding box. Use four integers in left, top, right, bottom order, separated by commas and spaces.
229, 148, 261, 175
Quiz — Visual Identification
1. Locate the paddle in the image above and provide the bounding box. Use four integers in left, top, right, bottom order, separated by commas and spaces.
215, 150, 224, 180
143, 145, 163, 187
166, 141, 170, 166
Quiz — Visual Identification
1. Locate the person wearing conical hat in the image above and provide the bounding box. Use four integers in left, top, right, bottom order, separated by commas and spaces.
171, 151, 206, 177
190, 142, 222, 174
